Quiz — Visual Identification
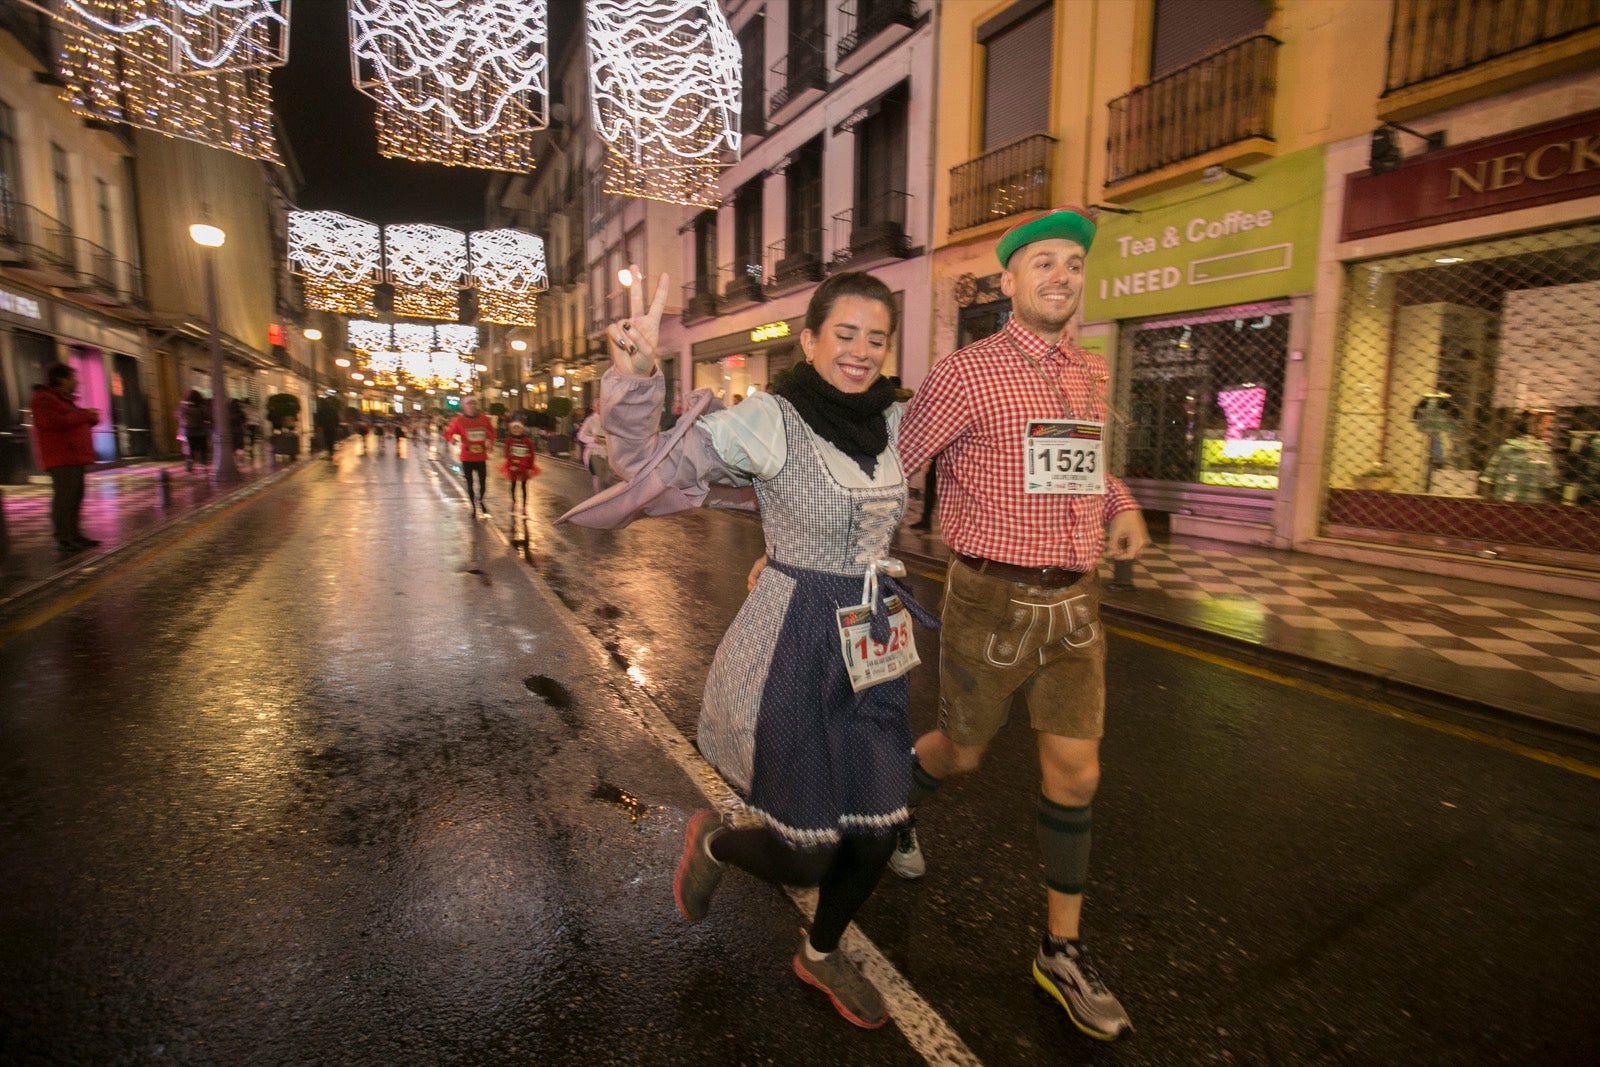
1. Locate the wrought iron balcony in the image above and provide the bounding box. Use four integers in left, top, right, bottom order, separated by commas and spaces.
836, 0, 919, 73
681, 277, 719, 324
0, 199, 78, 282
721, 256, 767, 306
767, 230, 826, 290
949, 133, 1057, 233
831, 191, 912, 267
1106, 34, 1280, 185
1385, 0, 1600, 94
769, 43, 828, 121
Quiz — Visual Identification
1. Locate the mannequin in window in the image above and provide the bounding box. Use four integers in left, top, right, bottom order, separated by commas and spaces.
1481, 410, 1557, 503
1411, 390, 1459, 489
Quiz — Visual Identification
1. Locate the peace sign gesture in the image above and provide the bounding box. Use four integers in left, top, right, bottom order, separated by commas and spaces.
606, 265, 671, 378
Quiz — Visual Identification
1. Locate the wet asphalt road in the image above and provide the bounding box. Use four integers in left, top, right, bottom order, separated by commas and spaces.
2, 443, 1598, 1066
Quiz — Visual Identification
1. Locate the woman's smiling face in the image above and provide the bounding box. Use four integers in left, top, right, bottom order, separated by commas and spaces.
802, 295, 893, 393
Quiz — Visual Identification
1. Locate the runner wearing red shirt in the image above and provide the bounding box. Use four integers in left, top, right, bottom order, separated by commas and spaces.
501, 420, 539, 513
892, 207, 1149, 1041
445, 396, 496, 516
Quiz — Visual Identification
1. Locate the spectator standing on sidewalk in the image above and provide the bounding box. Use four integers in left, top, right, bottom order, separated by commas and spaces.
576, 406, 609, 494
445, 396, 495, 516
892, 206, 1149, 1042
180, 389, 211, 471
29, 364, 101, 552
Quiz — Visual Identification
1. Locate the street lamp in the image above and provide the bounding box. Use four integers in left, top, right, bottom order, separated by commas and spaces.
189, 221, 238, 480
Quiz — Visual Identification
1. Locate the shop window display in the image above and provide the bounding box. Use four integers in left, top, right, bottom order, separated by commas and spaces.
1323, 224, 1600, 562
1123, 302, 1290, 490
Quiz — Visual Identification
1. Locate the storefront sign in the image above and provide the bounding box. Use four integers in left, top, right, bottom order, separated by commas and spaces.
749, 320, 790, 342
1084, 146, 1323, 322
1342, 109, 1600, 241
0, 286, 45, 323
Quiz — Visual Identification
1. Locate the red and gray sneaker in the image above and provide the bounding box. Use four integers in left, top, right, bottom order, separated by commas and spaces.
673, 810, 726, 922
792, 932, 888, 1029
1032, 939, 1131, 1040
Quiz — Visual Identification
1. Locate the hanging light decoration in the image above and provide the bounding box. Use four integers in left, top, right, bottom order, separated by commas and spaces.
349, 0, 549, 171
383, 223, 468, 321
585, 0, 741, 208
57, 24, 282, 163
469, 228, 546, 326
346, 320, 393, 352
24, 0, 290, 74
289, 211, 383, 315
433, 323, 480, 356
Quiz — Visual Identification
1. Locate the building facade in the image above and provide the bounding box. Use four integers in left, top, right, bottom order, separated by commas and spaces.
673, 0, 937, 404
0, 7, 152, 482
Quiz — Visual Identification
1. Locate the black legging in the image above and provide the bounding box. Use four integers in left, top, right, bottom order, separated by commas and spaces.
710, 826, 897, 953
462, 460, 487, 503
509, 478, 530, 510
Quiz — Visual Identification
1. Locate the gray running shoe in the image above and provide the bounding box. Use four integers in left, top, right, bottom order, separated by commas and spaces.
888, 823, 925, 880
792, 934, 888, 1029
1033, 940, 1131, 1040
673, 810, 725, 922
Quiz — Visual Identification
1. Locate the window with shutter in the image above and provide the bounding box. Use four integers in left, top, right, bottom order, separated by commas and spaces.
1149, 0, 1268, 80
980, 2, 1053, 153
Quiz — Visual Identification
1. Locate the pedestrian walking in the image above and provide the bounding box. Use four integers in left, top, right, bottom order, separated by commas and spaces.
180, 389, 211, 471
576, 406, 609, 494
227, 398, 247, 464
29, 364, 102, 552
502, 419, 539, 513
563, 268, 932, 1030
445, 397, 495, 516
356, 418, 369, 455
891, 206, 1150, 1041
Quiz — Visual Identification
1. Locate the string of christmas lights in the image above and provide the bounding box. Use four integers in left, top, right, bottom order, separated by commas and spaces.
23, 0, 289, 74
289, 211, 384, 313
585, 0, 741, 207
350, 0, 548, 170
470, 227, 546, 326
57, 22, 282, 163
384, 223, 467, 321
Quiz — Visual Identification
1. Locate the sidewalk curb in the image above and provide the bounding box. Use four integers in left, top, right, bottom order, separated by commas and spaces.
890, 542, 1600, 752
0, 459, 319, 625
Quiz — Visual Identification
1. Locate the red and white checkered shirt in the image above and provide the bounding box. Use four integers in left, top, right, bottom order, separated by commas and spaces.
898, 318, 1140, 570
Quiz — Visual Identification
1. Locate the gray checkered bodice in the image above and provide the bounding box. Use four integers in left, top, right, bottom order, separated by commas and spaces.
757, 398, 906, 576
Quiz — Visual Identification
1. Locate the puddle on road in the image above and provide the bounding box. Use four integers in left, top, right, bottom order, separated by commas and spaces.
591, 781, 648, 827
523, 675, 572, 709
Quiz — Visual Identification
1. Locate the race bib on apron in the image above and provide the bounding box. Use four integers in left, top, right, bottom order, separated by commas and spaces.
467, 429, 487, 442
1025, 419, 1105, 495
510, 441, 531, 457
837, 594, 919, 692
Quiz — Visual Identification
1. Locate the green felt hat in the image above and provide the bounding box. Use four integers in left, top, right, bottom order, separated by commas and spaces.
996, 206, 1097, 268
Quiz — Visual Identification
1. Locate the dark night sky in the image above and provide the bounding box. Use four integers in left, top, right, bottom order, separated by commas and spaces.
268, 1, 492, 228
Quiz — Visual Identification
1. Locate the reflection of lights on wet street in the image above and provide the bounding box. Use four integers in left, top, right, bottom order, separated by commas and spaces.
626, 646, 650, 688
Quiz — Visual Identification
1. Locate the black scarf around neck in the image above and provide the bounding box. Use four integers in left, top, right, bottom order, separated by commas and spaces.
772, 361, 897, 462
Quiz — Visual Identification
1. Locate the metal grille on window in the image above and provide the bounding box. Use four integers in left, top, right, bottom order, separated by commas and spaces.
1322, 223, 1600, 570
1122, 301, 1291, 492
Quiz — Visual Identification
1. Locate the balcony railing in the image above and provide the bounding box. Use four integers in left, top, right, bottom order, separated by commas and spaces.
767, 229, 826, 290
1385, 0, 1600, 93
0, 199, 77, 277
1106, 34, 1280, 185
722, 255, 767, 305
831, 191, 912, 266
681, 277, 719, 323
837, 0, 919, 65
769, 42, 828, 118
949, 133, 1057, 232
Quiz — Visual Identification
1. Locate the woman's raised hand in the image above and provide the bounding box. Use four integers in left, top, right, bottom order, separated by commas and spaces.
606, 265, 671, 377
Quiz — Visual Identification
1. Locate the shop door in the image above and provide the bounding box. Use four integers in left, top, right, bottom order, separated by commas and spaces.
113, 353, 151, 457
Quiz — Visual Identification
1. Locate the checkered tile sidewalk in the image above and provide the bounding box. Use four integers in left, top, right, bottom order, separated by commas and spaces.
1125, 544, 1600, 698
894, 520, 1600, 731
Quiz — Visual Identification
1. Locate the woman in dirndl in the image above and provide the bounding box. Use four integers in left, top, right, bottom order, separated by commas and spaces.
561, 267, 933, 1030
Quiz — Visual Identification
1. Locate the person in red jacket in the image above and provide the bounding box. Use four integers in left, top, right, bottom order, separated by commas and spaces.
29, 364, 101, 552
501, 419, 540, 513
445, 395, 496, 516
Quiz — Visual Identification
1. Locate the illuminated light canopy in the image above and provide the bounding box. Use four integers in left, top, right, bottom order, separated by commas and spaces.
346, 320, 393, 352
384, 222, 467, 321
58, 24, 281, 163
391, 323, 436, 353
350, 0, 549, 170
586, 0, 741, 208
290, 211, 383, 314
469, 227, 546, 326
433, 323, 480, 356
25, 0, 290, 73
